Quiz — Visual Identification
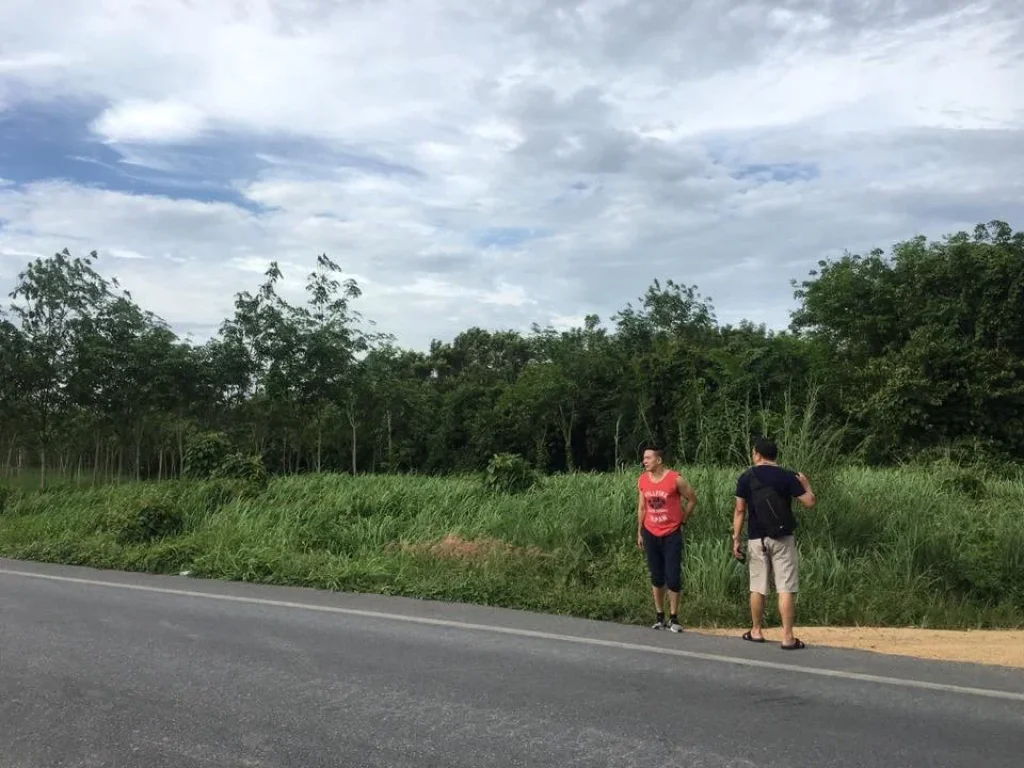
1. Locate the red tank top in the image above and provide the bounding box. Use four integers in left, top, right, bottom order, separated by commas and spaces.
638, 470, 683, 536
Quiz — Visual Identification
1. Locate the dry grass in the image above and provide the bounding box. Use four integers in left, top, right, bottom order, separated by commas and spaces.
395, 534, 550, 561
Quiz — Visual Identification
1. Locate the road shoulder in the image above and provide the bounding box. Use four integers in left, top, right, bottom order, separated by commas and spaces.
694, 626, 1024, 669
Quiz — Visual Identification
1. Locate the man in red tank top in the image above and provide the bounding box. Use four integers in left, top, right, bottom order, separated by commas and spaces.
636, 446, 698, 632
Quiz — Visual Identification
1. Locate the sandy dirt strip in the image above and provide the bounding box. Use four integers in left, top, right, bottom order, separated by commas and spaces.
695, 627, 1024, 668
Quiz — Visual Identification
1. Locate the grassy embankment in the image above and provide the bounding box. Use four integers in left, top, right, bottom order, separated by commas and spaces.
1, 463, 1022, 630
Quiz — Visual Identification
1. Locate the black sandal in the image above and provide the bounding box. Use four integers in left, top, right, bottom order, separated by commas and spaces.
781, 639, 806, 650
742, 630, 766, 643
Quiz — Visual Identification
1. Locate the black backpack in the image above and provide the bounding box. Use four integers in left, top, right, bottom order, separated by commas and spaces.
747, 468, 798, 538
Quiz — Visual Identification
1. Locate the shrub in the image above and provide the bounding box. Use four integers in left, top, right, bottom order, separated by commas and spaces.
113, 499, 185, 545
938, 468, 987, 500
213, 452, 270, 489
136, 538, 199, 574
182, 431, 234, 480
484, 453, 539, 495
0, 485, 13, 516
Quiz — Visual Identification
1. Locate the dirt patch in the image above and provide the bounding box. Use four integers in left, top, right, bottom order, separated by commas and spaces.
398, 534, 548, 562
696, 627, 1024, 669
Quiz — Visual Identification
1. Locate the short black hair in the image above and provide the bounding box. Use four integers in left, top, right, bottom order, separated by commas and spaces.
643, 444, 665, 460
752, 436, 778, 461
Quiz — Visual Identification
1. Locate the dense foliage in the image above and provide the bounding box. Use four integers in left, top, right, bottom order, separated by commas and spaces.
1, 221, 1022, 486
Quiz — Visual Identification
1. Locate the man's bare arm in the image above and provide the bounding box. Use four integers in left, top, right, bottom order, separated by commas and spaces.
732, 497, 746, 559
795, 472, 816, 508
636, 489, 645, 547
676, 475, 698, 524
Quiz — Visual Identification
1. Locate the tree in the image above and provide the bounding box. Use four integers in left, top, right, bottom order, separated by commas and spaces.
612, 280, 720, 463
78, 295, 184, 481
295, 253, 381, 473
6, 249, 117, 487
0, 312, 27, 474
792, 220, 1024, 460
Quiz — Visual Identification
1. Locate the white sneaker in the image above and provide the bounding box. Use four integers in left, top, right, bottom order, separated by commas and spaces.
669, 620, 684, 633
651, 619, 666, 630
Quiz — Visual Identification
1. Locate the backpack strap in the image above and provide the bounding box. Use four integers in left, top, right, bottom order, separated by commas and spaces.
748, 466, 771, 493
745, 469, 771, 568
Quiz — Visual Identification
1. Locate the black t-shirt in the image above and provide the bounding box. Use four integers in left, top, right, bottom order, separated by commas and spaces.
735, 464, 806, 539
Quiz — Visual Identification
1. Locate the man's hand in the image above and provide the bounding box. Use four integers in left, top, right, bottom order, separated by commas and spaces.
732, 536, 744, 561
637, 530, 644, 550
794, 471, 817, 508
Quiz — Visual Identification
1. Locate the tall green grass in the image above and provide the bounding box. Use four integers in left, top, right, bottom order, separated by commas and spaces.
0, 467, 119, 491
1, 464, 1022, 629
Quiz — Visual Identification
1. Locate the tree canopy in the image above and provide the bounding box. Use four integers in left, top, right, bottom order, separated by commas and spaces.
1, 221, 1021, 485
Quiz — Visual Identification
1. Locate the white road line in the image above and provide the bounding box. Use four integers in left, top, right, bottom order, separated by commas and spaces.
3, 566, 1023, 703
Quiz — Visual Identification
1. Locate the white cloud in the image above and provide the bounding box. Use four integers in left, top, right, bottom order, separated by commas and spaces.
0, 0, 1022, 348
92, 99, 207, 143
550, 314, 588, 331
107, 247, 148, 261
0, 52, 73, 74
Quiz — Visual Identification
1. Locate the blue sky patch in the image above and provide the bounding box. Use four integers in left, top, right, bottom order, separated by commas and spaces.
474, 226, 551, 249
731, 161, 820, 183
0, 99, 263, 209
0, 100, 423, 213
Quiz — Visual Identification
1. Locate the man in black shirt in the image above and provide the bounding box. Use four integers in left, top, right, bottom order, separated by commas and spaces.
732, 437, 816, 650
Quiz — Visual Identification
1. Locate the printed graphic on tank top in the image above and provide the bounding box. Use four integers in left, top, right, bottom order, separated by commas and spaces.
638, 470, 683, 536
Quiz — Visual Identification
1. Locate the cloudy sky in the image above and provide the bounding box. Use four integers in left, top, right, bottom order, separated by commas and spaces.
1, 1, 1022, 349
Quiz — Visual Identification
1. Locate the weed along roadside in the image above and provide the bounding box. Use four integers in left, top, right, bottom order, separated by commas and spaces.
1, 456, 1023, 637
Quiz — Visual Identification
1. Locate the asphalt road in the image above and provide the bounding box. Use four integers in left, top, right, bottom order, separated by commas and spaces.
2, 559, 1022, 768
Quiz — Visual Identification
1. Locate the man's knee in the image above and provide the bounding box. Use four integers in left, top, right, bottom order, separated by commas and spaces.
647, 561, 665, 588
768, 557, 799, 593
748, 561, 770, 595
